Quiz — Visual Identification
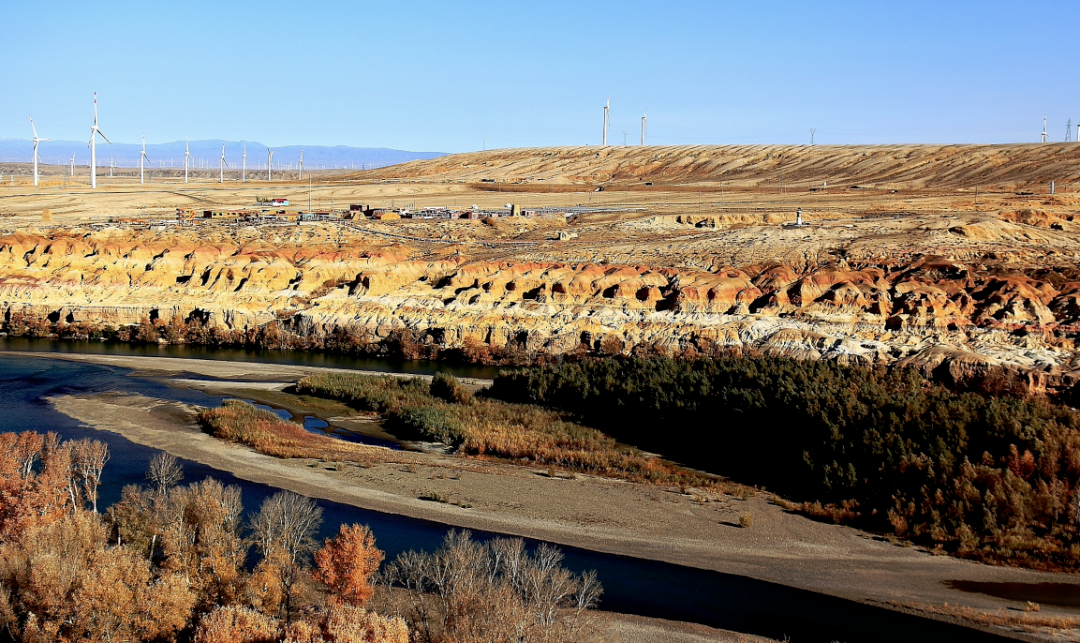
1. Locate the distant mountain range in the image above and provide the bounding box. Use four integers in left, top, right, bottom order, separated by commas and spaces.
0, 140, 446, 169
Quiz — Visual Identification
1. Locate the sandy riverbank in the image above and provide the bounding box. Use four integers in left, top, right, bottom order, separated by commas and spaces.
11, 349, 1078, 641
0, 351, 494, 387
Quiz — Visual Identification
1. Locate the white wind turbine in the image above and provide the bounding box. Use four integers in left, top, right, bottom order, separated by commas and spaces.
242, 144, 247, 182
298, 149, 304, 180
602, 97, 610, 146
184, 138, 193, 183
267, 149, 275, 181
29, 115, 51, 187
110, 158, 114, 177
219, 142, 228, 183
87, 93, 110, 189
69, 153, 76, 177
641, 109, 648, 146
139, 134, 151, 184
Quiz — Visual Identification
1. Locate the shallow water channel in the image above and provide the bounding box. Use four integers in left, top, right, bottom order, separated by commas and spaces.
0, 343, 1017, 642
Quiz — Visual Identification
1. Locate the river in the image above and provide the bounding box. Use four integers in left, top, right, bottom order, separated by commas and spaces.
0, 341, 1015, 642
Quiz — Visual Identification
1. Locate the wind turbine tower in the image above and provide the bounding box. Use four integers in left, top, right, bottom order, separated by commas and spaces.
139, 134, 151, 184
87, 93, 111, 189
602, 98, 610, 146
267, 149, 275, 181
219, 142, 228, 183
70, 153, 76, 177
242, 145, 247, 182
1042, 116, 1048, 143
298, 149, 304, 180
641, 110, 648, 146
28, 115, 51, 187
184, 139, 193, 183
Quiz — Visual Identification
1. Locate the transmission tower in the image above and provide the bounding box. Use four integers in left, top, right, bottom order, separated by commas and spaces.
810, 128, 816, 146
1067, 119, 1073, 143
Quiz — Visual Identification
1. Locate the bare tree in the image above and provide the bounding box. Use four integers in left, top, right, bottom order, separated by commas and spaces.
146, 451, 184, 495
249, 491, 323, 622
70, 439, 109, 513
382, 530, 602, 643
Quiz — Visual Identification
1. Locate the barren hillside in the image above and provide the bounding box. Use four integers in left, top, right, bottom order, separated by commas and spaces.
365, 144, 1080, 190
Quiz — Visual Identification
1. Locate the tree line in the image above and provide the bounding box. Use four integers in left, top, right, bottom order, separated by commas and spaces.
490, 356, 1080, 569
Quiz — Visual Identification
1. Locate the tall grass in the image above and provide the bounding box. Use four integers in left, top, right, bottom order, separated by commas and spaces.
296, 373, 708, 486
197, 399, 378, 463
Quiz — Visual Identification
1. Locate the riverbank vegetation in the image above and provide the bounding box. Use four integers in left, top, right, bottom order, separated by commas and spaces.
295, 372, 709, 486
0, 432, 602, 643
197, 399, 385, 464
489, 356, 1080, 570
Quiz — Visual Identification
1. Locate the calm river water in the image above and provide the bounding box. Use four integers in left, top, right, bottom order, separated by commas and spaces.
0, 340, 1013, 642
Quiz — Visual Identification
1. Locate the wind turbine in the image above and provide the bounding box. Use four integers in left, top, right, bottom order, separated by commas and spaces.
70, 153, 76, 177
242, 144, 247, 182
267, 149, 274, 181
298, 149, 304, 180
641, 109, 648, 146
87, 93, 110, 189
184, 138, 193, 183
602, 97, 609, 146
29, 116, 51, 187
1042, 116, 1048, 143
110, 158, 114, 177
139, 134, 151, 184
219, 142, 228, 183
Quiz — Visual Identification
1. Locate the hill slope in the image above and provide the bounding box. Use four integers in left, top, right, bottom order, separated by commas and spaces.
365, 144, 1080, 189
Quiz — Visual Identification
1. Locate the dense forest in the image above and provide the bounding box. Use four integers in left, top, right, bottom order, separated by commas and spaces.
490, 356, 1080, 569
0, 433, 601, 643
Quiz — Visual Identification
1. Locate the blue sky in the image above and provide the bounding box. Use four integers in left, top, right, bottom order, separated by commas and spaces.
1, 0, 1077, 152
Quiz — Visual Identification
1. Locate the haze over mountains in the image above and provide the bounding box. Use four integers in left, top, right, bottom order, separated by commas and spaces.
0, 140, 446, 169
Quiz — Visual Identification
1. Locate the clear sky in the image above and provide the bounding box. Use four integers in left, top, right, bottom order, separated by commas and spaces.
1, 0, 1077, 152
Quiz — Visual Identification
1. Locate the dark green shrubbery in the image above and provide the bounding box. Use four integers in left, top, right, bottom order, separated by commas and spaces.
490, 356, 1080, 569
295, 372, 704, 484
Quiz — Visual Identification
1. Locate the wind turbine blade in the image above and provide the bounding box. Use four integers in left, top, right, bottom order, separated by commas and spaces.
29, 115, 38, 140
98, 130, 111, 144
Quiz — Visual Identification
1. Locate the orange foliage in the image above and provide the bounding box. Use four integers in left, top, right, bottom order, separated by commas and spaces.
198, 401, 378, 463
313, 524, 384, 607
283, 603, 408, 643
195, 605, 280, 643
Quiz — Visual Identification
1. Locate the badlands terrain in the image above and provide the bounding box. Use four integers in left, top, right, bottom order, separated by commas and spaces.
2, 144, 1080, 392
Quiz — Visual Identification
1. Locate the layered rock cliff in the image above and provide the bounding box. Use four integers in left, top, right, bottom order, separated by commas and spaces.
1, 227, 1077, 393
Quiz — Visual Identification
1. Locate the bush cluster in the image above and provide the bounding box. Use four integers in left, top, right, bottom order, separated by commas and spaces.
197, 399, 379, 463
295, 372, 705, 485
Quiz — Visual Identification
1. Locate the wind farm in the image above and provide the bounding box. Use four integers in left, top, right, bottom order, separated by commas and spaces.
3, 1, 1080, 640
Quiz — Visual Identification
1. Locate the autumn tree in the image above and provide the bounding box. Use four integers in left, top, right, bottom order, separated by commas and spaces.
313, 524, 383, 607
0, 510, 196, 643
162, 478, 248, 612
283, 602, 408, 643
195, 605, 280, 643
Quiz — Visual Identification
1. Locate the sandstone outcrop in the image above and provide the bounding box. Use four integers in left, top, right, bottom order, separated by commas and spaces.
2, 228, 1078, 394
